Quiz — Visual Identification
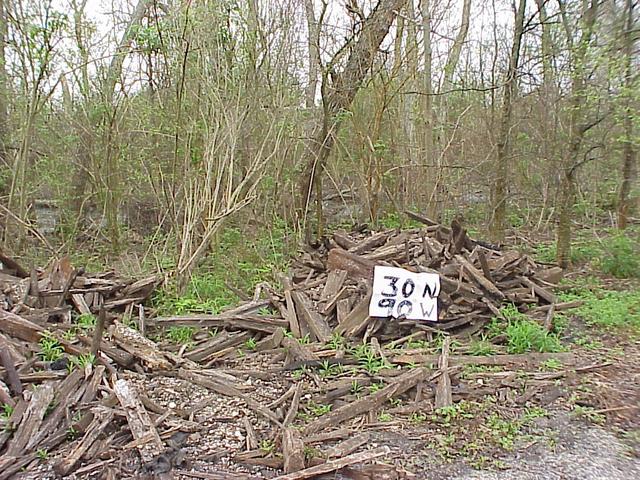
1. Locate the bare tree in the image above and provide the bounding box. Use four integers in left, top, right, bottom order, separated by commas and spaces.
490, 0, 527, 241
298, 0, 407, 234
556, 0, 599, 268
617, 0, 637, 229
0, 0, 7, 174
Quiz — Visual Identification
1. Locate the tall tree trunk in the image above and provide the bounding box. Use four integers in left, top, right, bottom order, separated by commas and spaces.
421, 0, 436, 217
556, 0, 599, 268
490, 0, 526, 241
0, 0, 7, 175
617, 0, 637, 230
297, 0, 407, 231
100, 0, 153, 250
304, 0, 320, 109
440, 0, 472, 108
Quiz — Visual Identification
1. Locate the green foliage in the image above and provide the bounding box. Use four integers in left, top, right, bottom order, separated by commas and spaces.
165, 326, 195, 345
350, 380, 363, 395
1, 403, 14, 421
38, 331, 64, 362
572, 405, 606, 424
488, 305, 564, 354
564, 289, 640, 332
368, 381, 385, 394
468, 338, 495, 356
75, 313, 96, 329
259, 439, 275, 454
350, 343, 390, 374
244, 338, 257, 351
599, 234, 639, 278
378, 411, 392, 422
305, 401, 331, 417
318, 361, 343, 378
326, 332, 345, 350
534, 239, 600, 265
36, 448, 49, 460
70, 353, 96, 370
153, 220, 292, 316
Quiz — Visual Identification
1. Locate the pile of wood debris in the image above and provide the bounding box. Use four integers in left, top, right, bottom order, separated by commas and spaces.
0, 214, 593, 479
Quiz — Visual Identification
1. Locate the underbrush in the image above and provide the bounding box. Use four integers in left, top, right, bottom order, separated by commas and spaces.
533, 229, 638, 279
558, 282, 640, 333
153, 217, 293, 315
488, 304, 564, 354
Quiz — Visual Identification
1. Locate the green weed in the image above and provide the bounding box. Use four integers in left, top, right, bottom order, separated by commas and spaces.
165, 326, 195, 345
469, 338, 495, 356
564, 289, 640, 332
350, 343, 390, 374
350, 381, 363, 395
75, 313, 96, 329
378, 411, 392, 422
36, 448, 49, 460
1, 403, 14, 420
599, 234, 639, 278
245, 338, 258, 350
489, 305, 564, 354
318, 361, 343, 378
38, 331, 65, 362
572, 405, 606, 424
259, 439, 275, 454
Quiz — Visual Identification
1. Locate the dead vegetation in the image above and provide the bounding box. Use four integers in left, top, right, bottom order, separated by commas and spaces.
0, 216, 622, 479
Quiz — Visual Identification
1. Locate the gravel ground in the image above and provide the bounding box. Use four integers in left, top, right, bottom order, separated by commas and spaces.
450, 415, 639, 480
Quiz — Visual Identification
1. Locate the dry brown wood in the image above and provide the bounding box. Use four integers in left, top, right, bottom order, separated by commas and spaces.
113, 378, 164, 462
455, 255, 505, 300
54, 408, 114, 476
327, 248, 375, 282
0, 345, 22, 396
111, 321, 172, 370
303, 367, 428, 435
435, 336, 453, 408
242, 417, 259, 451
392, 352, 576, 367
320, 270, 347, 301
325, 433, 370, 458
151, 314, 288, 333
334, 290, 372, 338
0, 250, 29, 278
348, 231, 391, 254
282, 427, 305, 473
272, 446, 391, 480
283, 382, 303, 426
290, 290, 332, 343
6, 383, 55, 456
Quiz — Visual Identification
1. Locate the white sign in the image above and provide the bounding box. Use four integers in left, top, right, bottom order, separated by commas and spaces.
369, 266, 440, 321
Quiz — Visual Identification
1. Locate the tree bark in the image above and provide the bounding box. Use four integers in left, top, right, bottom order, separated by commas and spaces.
0, 0, 7, 175
421, 0, 436, 217
440, 0, 472, 95
490, 0, 527, 241
617, 0, 637, 230
555, 0, 599, 268
297, 0, 407, 228
304, 0, 320, 108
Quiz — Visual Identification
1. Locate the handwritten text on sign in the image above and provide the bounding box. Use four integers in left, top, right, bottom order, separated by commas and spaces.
369, 266, 441, 321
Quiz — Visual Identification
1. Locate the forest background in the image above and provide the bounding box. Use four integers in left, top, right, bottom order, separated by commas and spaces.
0, 0, 637, 301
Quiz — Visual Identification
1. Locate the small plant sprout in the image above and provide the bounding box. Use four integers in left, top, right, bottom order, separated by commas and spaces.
259, 439, 275, 454
378, 411, 392, 422
75, 313, 96, 329
38, 331, 65, 362
165, 326, 195, 345
350, 380, 363, 395
245, 337, 258, 350
1, 403, 14, 420
37, 448, 49, 460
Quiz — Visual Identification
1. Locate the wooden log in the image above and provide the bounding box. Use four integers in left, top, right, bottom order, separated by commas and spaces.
302, 368, 428, 435
455, 255, 505, 300
282, 427, 305, 473
272, 446, 390, 480
320, 270, 347, 302
435, 337, 452, 409
327, 249, 375, 282
325, 433, 370, 458
290, 290, 332, 343
348, 231, 391, 254
111, 321, 171, 370
280, 276, 302, 338
332, 231, 357, 250
0, 345, 22, 396
0, 250, 29, 278
392, 352, 576, 367
113, 378, 163, 462
334, 291, 372, 338
150, 314, 288, 333
54, 409, 114, 476
6, 384, 55, 456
